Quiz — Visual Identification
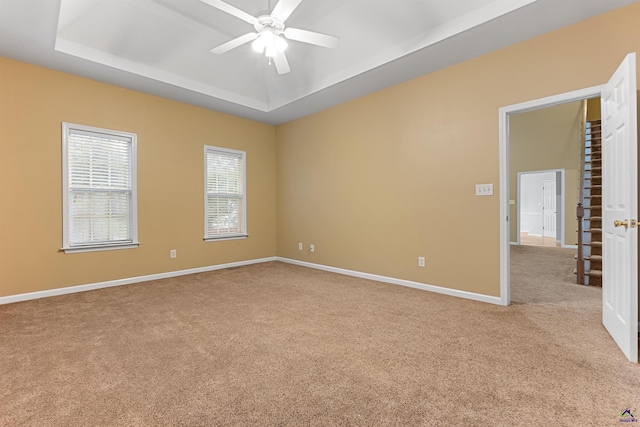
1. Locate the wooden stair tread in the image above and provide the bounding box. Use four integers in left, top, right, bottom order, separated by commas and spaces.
584, 242, 602, 247
585, 228, 602, 232
572, 269, 603, 278
575, 255, 603, 261
585, 185, 602, 189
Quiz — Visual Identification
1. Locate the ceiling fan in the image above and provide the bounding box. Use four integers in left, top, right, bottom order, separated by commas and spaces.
201, 0, 340, 75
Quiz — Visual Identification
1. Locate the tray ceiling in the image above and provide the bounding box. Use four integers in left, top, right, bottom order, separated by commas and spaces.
0, 0, 636, 124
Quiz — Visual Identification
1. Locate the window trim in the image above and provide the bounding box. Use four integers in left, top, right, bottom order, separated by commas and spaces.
203, 145, 247, 242
61, 122, 139, 254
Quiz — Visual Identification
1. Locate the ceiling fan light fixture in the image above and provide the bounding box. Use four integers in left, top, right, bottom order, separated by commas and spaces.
251, 31, 269, 53
251, 37, 265, 54
275, 35, 287, 52
252, 28, 287, 57
265, 44, 277, 58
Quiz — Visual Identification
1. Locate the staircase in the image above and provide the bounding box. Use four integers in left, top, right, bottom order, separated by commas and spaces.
576, 120, 602, 286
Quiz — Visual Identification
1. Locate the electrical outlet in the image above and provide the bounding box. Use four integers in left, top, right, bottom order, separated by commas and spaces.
298, 242, 303, 250
475, 183, 494, 196
309, 244, 315, 253
418, 256, 425, 268
170, 249, 176, 258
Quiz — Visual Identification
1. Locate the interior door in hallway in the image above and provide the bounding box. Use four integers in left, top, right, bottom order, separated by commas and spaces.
542, 179, 556, 239
601, 52, 638, 363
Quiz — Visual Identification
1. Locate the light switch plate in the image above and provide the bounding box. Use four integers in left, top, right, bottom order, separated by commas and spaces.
475, 184, 494, 196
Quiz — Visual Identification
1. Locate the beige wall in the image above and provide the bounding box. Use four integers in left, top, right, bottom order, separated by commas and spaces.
587, 97, 602, 122
1, 3, 640, 302
509, 101, 583, 245
0, 58, 276, 298
276, 2, 640, 297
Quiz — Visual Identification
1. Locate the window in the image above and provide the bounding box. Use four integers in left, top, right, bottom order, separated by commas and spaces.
62, 123, 138, 253
204, 146, 247, 240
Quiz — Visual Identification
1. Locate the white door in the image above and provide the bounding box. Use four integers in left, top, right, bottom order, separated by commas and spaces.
542, 179, 556, 238
601, 52, 638, 363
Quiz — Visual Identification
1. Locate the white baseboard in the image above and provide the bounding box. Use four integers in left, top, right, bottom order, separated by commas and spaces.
0, 257, 277, 305
1, 256, 503, 307
276, 257, 502, 305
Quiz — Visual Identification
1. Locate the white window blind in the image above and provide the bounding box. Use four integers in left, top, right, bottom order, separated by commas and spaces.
204, 146, 246, 240
62, 123, 138, 253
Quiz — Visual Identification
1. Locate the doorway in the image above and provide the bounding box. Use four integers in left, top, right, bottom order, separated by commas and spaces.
499, 84, 603, 306
498, 53, 638, 363
518, 170, 564, 247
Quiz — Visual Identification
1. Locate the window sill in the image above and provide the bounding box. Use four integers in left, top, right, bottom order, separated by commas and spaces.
61, 242, 140, 254
204, 234, 248, 242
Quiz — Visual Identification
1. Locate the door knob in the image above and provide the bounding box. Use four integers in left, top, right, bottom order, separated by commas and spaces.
614, 220, 629, 229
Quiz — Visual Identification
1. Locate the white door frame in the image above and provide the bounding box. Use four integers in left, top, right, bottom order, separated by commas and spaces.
499, 85, 604, 306
541, 177, 557, 239
516, 169, 565, 246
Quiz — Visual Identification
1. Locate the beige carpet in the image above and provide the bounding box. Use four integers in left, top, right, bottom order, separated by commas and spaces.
1, 250, 639, 426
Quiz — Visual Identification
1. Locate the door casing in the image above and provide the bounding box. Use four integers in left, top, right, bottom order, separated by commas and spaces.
516, 169, 565, 246
499, 84, 604, 306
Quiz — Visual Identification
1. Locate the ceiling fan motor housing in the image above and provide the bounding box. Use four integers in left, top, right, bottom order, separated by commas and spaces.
254, 15, 285, 35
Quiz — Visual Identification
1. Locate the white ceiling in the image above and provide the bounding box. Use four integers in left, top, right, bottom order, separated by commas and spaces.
0, 0, 636, 125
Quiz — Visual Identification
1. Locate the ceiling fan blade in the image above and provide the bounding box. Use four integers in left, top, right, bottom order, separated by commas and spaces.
211, 32, 259, 54
273, 52, 291, 75
200, 0, 256, 24
271, 0, 303, 22
284, 27, 339, 49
